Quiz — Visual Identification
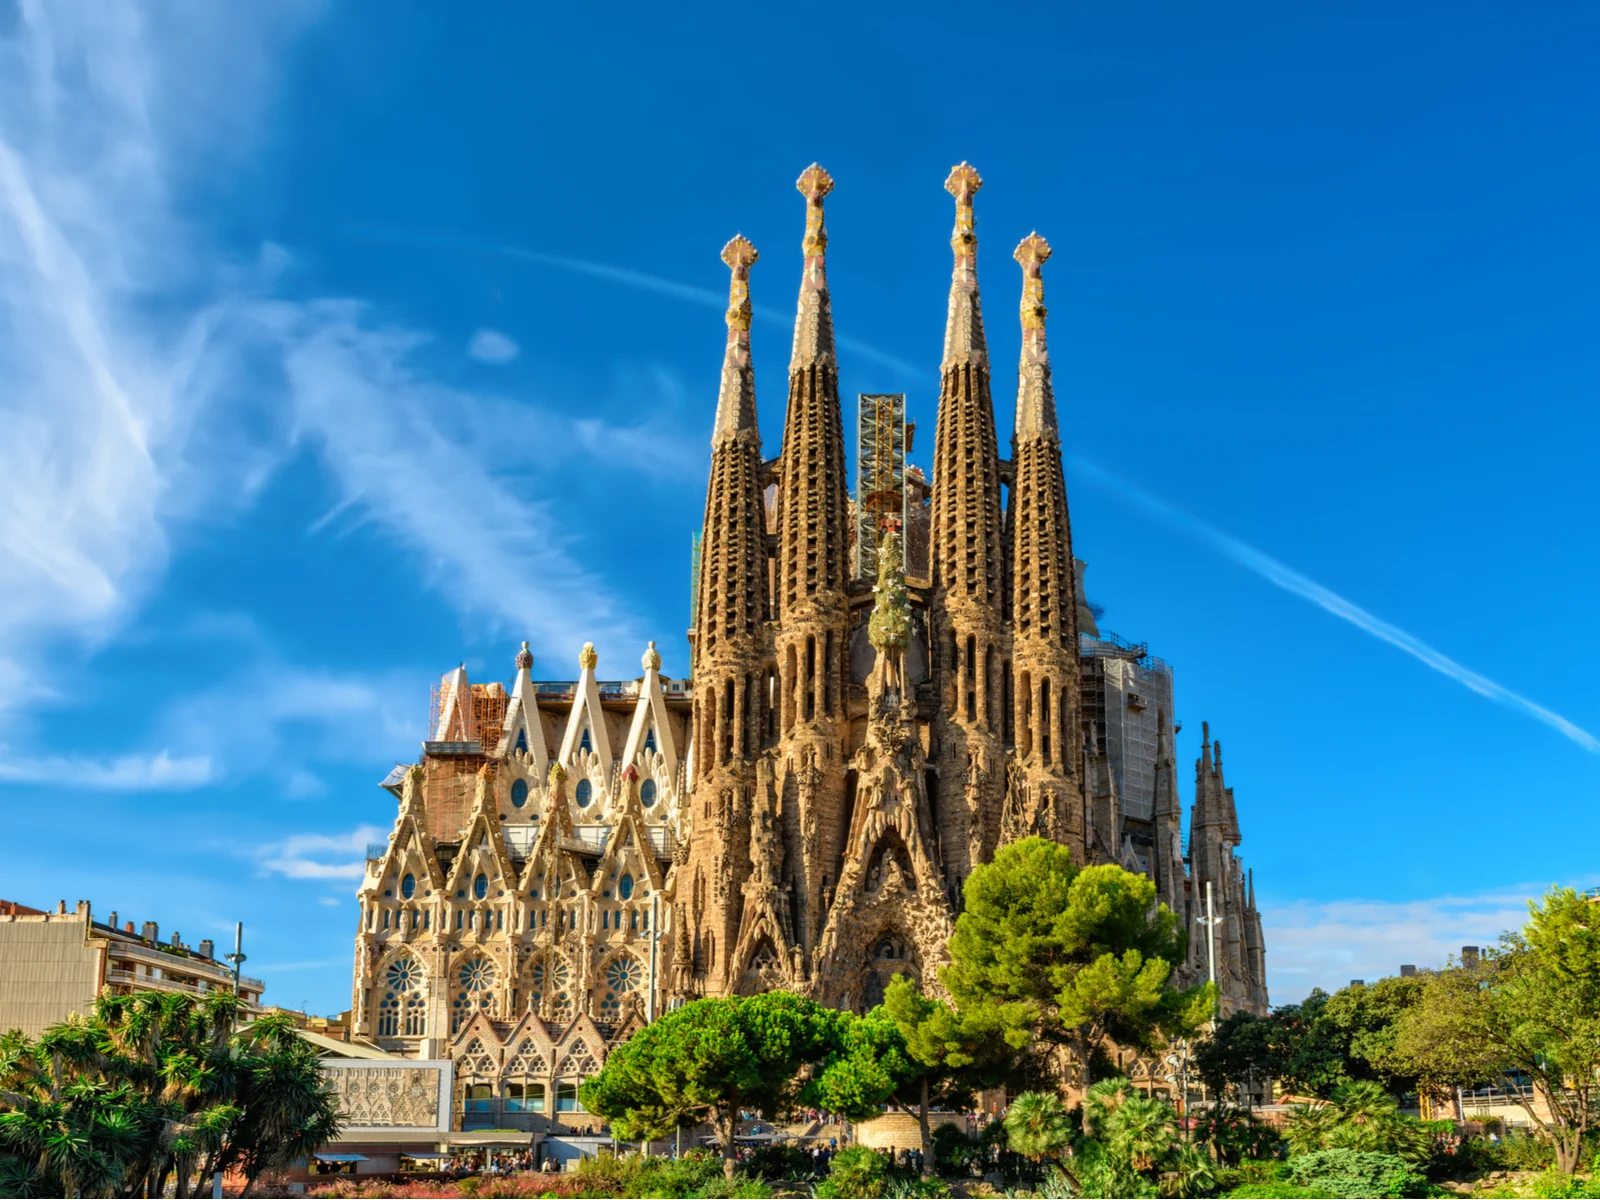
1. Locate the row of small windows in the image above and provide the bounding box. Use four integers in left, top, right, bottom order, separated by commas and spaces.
508, 776, 657, 810
465, 1082, 583, 1113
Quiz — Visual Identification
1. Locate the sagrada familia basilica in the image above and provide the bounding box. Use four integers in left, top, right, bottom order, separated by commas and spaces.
351, 164, 1268, 1125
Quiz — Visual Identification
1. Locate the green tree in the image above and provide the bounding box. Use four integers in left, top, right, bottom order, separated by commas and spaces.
1002, 1090, 1076, 1163
943, 837, 1213, 1090
579, 992, 842, 1181
1321, 975, 1428, 1094
1192, 1010, 1279, 1102
807, 977, 1013, 1179
1391, 888, 1600, 1175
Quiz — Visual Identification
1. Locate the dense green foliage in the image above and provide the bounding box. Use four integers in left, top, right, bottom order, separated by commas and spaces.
1285, 1149, 1426, 1198
580, 992, 842, 1181
943, 837, 1214, 1087
0, 990, 340, 1198
806, 977, 1010, 1177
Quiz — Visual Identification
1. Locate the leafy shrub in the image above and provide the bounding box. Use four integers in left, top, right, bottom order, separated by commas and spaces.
1500, 1131, 1559, 1171
815, 1145, 893, 1199
1219, 1186, 1333, 1199
1288, 1149, 1426, 1199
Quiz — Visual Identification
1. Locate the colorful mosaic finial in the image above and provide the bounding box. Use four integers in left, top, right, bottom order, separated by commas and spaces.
579, 642, 598, 670
515, 640, 534, 671
713, 236, 760, 446
797, 164, 834, 258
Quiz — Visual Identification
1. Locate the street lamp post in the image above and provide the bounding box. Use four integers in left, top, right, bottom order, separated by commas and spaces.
224, 923, 247, 1024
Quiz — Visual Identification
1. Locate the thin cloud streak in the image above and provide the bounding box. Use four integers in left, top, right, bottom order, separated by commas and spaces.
339, 224, 924, 378
1073, 458, 1599, 753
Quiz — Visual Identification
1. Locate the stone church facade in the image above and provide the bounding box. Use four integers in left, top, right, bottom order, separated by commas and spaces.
351, 164, 1268, 1129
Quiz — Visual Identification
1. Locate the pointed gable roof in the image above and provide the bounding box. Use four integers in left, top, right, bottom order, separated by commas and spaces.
620, 643, 679, 778
559, 642, 613, 770
443, 763, 516, 893
371, 764, 445, 894
495, 641, 551, 773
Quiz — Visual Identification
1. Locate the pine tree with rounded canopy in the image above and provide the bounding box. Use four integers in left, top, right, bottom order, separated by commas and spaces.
942, 836, 1214, 1093
579, 991, 844, 1182
806, 976, 1016, 1179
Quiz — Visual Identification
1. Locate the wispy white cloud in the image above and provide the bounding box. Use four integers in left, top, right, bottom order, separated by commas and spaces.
257, 824, 386, 881
467, 328, 519, 364
0, 748, 212, 790
1264, 879, 1598, 1002
0, 2, 669, 741
1073, 458, 1600, 754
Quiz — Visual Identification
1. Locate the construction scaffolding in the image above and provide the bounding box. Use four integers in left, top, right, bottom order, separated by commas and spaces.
855, 393, 907, 579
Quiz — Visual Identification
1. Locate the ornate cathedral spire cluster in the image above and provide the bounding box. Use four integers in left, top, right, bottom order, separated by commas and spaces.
677, 163, 1266, 1015
349, 165, 1268, 1125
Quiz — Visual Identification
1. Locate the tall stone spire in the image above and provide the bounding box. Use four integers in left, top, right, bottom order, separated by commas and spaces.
695, 235, 768, 667
712, 235, 760, 446
1004, 233, 1084, 860
789, 164, 837, 371
773, 164, 851, 957
685, 236, 776, 1000
941, 162, 988, 370
929, 163, 1007, 884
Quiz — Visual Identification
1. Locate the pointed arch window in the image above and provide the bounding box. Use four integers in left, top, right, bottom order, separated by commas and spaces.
643, 727, 657, 754
378, 954, 424, 1038
575, 779, 593, 809
516, 728, 529, 754
579, 726, 592, 754
511, 779, 529, 809
452, 955, 498, 1033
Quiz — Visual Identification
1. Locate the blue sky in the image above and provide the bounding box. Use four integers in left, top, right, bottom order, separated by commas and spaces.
2, 1, 1595, 1014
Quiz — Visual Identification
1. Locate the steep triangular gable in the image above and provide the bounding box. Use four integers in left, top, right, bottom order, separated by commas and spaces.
620, 643, 678, 778
554, 1015, 608, 1074
370, 766, 446, 896
590, 766, 666, 898
451, 1010, 508, 1054
444, 766, 517, 899
497, 649, 552, 774
517, 765, 593, 896
454, 1034, 499, 1078
499, 1009, 556, 1060
558, 642, 614, 770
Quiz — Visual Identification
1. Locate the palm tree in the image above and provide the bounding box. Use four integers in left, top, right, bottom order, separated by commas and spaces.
1003, 1091, 1076, 1163
1105, 1096, 1177, 1173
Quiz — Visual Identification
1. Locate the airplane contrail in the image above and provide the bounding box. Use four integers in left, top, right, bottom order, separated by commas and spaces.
1070, 457, 1599, 754
338, 224, 924, 378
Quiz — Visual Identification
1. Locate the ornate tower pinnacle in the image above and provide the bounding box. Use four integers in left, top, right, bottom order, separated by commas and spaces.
1014, 233, 1058, 439
1006, 230, 1082, 856
713, 235, 760, 446
929, 161, 1005, 883
790, 164, 837, 370
942, 161, 987, 369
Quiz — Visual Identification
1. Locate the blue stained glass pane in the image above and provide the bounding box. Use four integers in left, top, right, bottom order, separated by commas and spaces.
640, 779, 657, 808
511, 779, 529, 808
575, 779, 592, 808
401, 873, 416, 899
473, 873, 488, 900
618, 873, 635, 901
